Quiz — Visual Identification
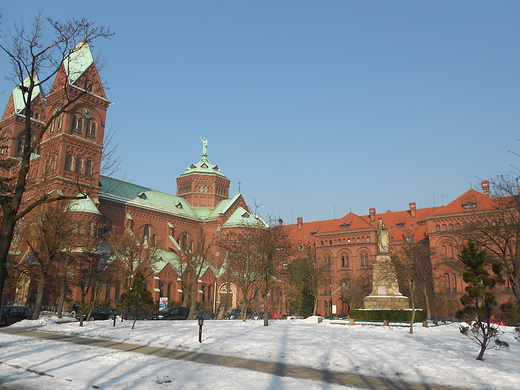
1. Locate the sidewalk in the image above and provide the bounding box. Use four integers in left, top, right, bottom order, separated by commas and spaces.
2, 326, 464, 390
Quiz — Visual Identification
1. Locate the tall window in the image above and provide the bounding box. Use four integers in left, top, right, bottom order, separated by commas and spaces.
86, 119, 96, 137
341, 254, 349, 268
85, 160, 93, 177
75, 157, 83, 174
360, 253, 369, 267
65, 154, 74, 172
71, 114, 83, 133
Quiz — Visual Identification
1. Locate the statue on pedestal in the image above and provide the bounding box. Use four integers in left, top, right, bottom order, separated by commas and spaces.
377, 217, 389, 253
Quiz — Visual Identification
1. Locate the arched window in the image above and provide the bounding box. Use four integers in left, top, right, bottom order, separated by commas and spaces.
360, 253, 369, 267
86, 119, 96, 137
341, 254, 349, 268
85, 160, 93, 177
143, 225, 150, 239
451, 273, 457, 292
75, 157, 83, 174
71, 114, 83, 133
65, 154, 74, 172
167, 283, 172, 300
16, 133, 26, 155
159, 283, 165, 297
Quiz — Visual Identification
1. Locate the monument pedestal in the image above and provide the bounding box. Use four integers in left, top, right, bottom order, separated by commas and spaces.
363, 253, 409, 310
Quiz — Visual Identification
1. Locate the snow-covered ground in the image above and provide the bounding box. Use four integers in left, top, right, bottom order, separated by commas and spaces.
0, 316, 518, 390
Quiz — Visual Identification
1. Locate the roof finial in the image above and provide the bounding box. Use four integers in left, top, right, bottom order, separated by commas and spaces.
200, 136, 208, 158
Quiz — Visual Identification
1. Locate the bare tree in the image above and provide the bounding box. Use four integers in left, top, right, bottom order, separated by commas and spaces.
23, 201, 77, 319
69, 242, 113, 327
219, 227, 261, 321
463, 176, 520, 306
254, 220, 292, 326
0, 14, 112, 312
108, 227, 159, 290
288, 247, 329, 317
392, 238, 435, 334
177, 228, 213, 319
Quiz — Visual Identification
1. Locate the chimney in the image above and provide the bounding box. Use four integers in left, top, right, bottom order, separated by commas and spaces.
369, 208, 376, 223
409, 202, 416, 218
297, 217, 303, 230
481, 180, 490, 195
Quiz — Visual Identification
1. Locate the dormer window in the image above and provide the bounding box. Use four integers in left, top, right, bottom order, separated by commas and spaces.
463, 201, 477, 209
138, 192, 147, 200
340, 223, 350, 229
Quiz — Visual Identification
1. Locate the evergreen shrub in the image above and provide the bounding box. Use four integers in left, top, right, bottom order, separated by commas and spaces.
350, 309, 425, 322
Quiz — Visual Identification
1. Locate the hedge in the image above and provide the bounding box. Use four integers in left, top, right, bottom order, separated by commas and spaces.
350, 309, 425, 322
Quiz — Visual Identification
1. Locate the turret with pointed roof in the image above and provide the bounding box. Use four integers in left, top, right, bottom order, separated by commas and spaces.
176, 138, 231, 208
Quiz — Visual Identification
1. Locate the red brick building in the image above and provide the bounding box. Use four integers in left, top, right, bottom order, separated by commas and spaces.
284, 181, 516, 318
2, 42, 516, 319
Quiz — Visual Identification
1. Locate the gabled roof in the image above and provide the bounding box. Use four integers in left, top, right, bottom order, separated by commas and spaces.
429, 189, 497, 218
2, 76, 44, 120
286, 204, 441, 245
63, 41, 94, 84
69, 194, 101, 215
317, 212, 375, 235
221, 206, 267, 229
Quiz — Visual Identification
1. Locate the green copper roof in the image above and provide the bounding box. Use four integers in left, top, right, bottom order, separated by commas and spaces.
63, 41, 94, 84
99, 176, 242, 222
69, 194, 102, 215
12, 75, 43, 114
221, 206, 268, 229
99, 176, 198, 220
178, 156, 228, 179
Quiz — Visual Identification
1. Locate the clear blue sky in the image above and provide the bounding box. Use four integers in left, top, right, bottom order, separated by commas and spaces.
1, 1, 519, 224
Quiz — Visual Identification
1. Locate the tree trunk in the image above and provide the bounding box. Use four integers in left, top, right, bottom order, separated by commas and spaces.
56, 273, 68, 318
312, 293, 319, 316
32, 271, 48, 320
422, 283, 431, 319
409, 280, 415, 334
263, 294, 269, 326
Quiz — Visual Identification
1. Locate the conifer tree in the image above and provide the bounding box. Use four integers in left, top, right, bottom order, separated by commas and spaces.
458, 239, 506, 360
119, 272, 155, 329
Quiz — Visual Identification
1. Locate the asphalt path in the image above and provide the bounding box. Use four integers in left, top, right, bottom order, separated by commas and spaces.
1, 326, 466, 390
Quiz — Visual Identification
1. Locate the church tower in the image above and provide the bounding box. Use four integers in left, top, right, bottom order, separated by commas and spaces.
37, 40, 110, 201
176, 138, 230, 208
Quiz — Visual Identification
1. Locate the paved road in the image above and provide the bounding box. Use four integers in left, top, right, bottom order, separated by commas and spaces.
2, 327, 465, 390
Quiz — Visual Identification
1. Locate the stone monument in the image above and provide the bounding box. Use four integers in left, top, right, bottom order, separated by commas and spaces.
363, 217, 409, 310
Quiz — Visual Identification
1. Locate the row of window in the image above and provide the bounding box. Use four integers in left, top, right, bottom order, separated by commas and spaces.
318, 237, 371, 247
49, 109, 97, 138
65, 154, 94, 176
322, 253, 370, 268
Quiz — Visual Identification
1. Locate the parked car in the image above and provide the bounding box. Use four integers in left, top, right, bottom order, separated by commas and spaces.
76, 308, 116, 321
193, 310, 214, 320
253, 311, 273, 320
224, 308, 256, 320
153, 307, 190, 320
490, 318, 505, 326
1, 306, 32, 326
282, 312, 304, 320
124, 308, 153, 320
